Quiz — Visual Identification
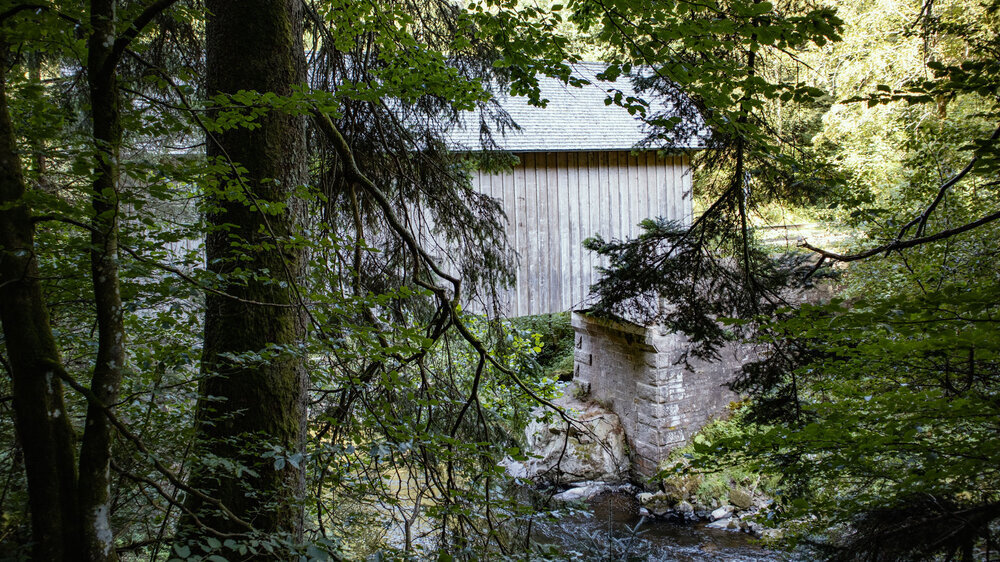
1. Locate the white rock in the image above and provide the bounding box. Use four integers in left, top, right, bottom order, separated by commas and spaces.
519, 394, 629, 483
710, 505, 735, 521
499, 457, 528, 479
705, 517, 738, 529
552, 485, 604, 502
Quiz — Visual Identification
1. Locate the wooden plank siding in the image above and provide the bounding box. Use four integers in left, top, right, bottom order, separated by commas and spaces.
472, 150, 692, 317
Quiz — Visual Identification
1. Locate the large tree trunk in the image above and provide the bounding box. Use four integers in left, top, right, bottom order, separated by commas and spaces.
184, 0, 308, 544
0, 36, 82, 562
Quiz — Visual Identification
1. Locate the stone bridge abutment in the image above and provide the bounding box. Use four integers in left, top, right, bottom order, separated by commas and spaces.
571, 312, 748, 477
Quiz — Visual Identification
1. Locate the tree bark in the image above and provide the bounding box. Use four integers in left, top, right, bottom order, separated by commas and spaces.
0, 36, 82, 562
75, 1, 127, 559
184, 0, 308, 545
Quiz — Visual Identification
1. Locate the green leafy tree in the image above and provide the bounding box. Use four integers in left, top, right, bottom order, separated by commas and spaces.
2, 0, 580, 558
591, 0, 1000, 557
1, 1, 191, 558
570, 0, 844, 354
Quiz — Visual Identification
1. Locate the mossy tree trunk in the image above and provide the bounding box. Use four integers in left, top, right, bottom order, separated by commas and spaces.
0, 35, 83, 562
183, 0, 308, 544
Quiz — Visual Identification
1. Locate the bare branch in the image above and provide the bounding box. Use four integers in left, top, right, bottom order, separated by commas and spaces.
896, 124, 1000, 240
55, 370, 255, 532
32, 213, 297, 308
111, 461, 244, 539
802, 208, 1000, 262
109, 0, 182, 71
312, 106, 584, 428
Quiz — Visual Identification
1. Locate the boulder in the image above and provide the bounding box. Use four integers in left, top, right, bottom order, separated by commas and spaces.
654, 499, 696, 523
690, 499, 711, 515
642, 491, 674, 515
512, 394, 629, 484
741, 519, 764, 536
662, 478, 698, 503
705, 517, 727, 529
710, 505, 735, 521
552, 485, 602, 502
705, 517, 739, 531
729, 487, 753, 510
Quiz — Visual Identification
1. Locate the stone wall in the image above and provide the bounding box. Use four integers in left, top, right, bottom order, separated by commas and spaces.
571, 312, 747, 478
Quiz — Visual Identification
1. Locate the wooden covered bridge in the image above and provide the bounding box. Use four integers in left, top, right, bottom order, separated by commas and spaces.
449, 63, 697, 316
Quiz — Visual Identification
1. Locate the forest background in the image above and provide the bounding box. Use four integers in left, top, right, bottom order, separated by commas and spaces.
0, 0, 997, 560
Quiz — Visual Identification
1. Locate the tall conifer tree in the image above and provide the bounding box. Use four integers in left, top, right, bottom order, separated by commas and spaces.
182, 0, 309, 545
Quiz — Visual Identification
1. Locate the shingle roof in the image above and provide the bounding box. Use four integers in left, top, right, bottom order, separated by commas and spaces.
446, 62, 699, 153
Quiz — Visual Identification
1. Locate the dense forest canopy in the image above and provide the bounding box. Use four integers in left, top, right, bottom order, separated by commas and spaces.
0, 0, 997, 560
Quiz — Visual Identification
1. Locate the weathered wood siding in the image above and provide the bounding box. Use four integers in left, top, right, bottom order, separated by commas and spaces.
473, 150, 692, 316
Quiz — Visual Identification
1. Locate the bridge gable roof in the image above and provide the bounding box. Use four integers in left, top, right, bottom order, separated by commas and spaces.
446, 62, 702, 153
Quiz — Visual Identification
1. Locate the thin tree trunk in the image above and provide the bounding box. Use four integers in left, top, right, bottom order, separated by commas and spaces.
78, 2, 126, 559
0, 35, 82, 562
184, 0, 308, 546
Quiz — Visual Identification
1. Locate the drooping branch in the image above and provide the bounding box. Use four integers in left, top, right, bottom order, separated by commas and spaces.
311, 106, 584, 429
311, 107, 462, 296
803, 124, 1000, 264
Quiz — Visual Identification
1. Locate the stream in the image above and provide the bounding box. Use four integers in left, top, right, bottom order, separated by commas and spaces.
531, 491, 781, 561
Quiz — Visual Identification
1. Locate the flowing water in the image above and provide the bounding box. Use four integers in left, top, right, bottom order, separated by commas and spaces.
531, 491, 780, 561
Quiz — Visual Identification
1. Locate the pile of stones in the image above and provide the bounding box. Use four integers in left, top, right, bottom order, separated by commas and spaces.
635, 485, 773, 536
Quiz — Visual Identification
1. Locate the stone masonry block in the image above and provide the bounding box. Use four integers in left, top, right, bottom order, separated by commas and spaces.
634, 455, 660, 478
641, 352, 659, 369
650, 368, 684, 387
633, 440, 672, 468
661, 429, 687, 447
636, 382, 668, 405
641, 402, 681, 421
634, 422, 665, 448
637, 410, 665, 430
